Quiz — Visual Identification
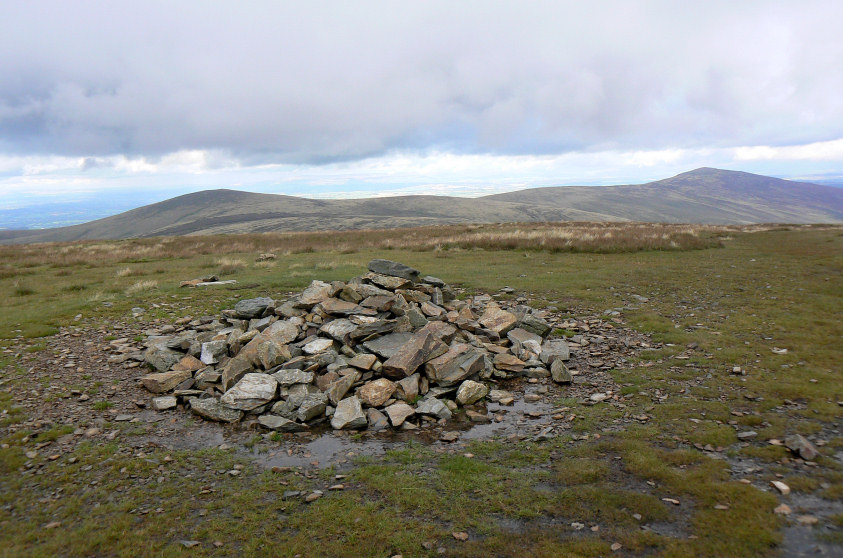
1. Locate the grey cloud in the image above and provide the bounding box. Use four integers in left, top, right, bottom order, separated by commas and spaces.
0, 1, 841, 162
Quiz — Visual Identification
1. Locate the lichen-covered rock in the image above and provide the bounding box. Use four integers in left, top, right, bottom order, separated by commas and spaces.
234, 297, 275, 319
357, 378, 396, 407
456, 380, 489, 405
220, 373, 278, 411
330, 396, 368, 430
141, 370, 192, 394
189, 397, 243, 423
144, 344, 182, 372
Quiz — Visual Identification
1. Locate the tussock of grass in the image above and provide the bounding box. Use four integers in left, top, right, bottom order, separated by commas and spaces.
124, 280, 157, 296
215, 257, 246, 275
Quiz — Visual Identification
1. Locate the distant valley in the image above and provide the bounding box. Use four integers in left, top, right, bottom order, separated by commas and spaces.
2, 167, 842, 244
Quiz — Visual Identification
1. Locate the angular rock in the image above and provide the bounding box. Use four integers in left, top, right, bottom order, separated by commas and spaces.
234, 297, 274, 319
319, 319, 358, 342
420, 301, 445, 317
507, 328, 543, 358
220, 373, 278, 411
360, 295, 395, 312
338, 285, 363, 303
298, 280, 334, 306
385, 401, 415, 426
422, 275, 446, 287
518, 314, 552, 338
357, 378, 396, 407
494, 353, 526, 372
415, 397, 452, 420
347, 353, 378, 370
319, 298, 375, 317
221, 354, 253, 391
144, 344, 183, 372
141, 370, 192, 394
550, 360, 572, 384
366, 408, 389, 431
366, 272, 412, 290
425, 344, 486, 386
296, 393, 328, 422
394, 374, 420, 402
151, 395, 178, 411
189, 397, 243, 423
418, 321, 458, 344
303, 338, 335, 355
258, 414, 309, 432
326, 372, 359, 405
367, 259, 420, 281
272, 369, 315, 386
785, 434, 819, 461
540, 339, 570, 365
382, 331, 447, 379
263, 320, 300, 345
330, 396, 368, 430
362, 332, 413, 359
456, 380, 489, 405
194, 368, 221, 390
478, 305, 518, 335
256, 340, 292, 369
173, 355, 205, 372
199, 340, 228, 364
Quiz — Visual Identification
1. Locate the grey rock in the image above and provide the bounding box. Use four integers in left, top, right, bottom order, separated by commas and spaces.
151, 396, 177, 411
385, 401, 415, 426
220, 373, 278, 410
366, 408, 389, 431
298, 280, 334, 306
144, 344, 183, 372
200, 340, 228, 365
141, 370, 192, 394
518, 314, 552, 338
423, 275, 446, 287
258, 414, 309, 432
784, 434, 819, 460
234, 297, 274, 319
325, 372, 359, 406
382, 330, 447, 379
455, 380, 489, 405
540, 339, 571, 365
272, 369, 315, 386
367, 259, 420, 281
550, 360, 572, 384
330, 396, 368, 430
737, 431, 758, 440
189, 397, 243, 423
319, 319, 358, 342
303, 338, 335, 354
362, 332, 413, 359
416, 397, 452, 420
507, 328, 543, 358
296, 393, 328, 422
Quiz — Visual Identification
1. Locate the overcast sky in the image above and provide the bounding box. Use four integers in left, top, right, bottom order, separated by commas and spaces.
2, 0, 842, 209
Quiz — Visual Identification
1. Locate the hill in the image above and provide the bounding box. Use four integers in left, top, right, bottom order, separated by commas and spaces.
2, 167, 842, 243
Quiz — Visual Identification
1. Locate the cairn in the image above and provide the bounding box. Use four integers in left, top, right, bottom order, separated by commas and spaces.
139, 260, 571, 432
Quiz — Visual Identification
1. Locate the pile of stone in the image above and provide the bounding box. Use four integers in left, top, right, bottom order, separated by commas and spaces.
139, 259, 571, 432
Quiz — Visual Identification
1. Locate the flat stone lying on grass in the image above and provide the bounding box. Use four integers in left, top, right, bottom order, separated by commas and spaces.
136, 258, 589, 433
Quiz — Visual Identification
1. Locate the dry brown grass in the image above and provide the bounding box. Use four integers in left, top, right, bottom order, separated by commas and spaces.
124, 280, 158, 296
0, 222, 797, 269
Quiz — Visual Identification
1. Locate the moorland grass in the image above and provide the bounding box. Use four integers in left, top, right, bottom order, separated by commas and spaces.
0, 224, 840, 556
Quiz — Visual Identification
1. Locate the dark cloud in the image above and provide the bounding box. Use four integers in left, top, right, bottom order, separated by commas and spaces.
0, 1, 841, 162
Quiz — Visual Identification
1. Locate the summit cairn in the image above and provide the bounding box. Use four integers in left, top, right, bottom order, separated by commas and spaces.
137, 260, 570, 432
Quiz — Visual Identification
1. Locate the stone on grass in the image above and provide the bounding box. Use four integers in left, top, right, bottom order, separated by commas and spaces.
784, 434, 819, 460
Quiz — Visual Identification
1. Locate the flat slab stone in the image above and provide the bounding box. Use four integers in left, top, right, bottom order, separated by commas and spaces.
303, 338, 335, 355
272, 369, 315, 386
319, 319, 359, 342
456, 380, 489, 405
540, 339, 570, 364
319, 298, 373, 316
366, 272, 412, 290
415, 397, 452, 420
298, 280, 334, 306
367, 259, 420, 281
220, 373, 278, 411
262, 320, 300, 345
362, 333, 413, 359
141, 370, 192, 394
144, 344, 183, 372
173, 355, 205, 372
347, 353, 378, 370
258, 414, 309, 432
200, 340, 228, 365
425, 345, 486, 386
189, 397, 243, 423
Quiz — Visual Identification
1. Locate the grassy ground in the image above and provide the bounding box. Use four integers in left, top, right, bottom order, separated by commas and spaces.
1, 223, 841, 556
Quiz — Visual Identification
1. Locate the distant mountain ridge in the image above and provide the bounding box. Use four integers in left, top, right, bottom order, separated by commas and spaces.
2, 168, 842, 244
